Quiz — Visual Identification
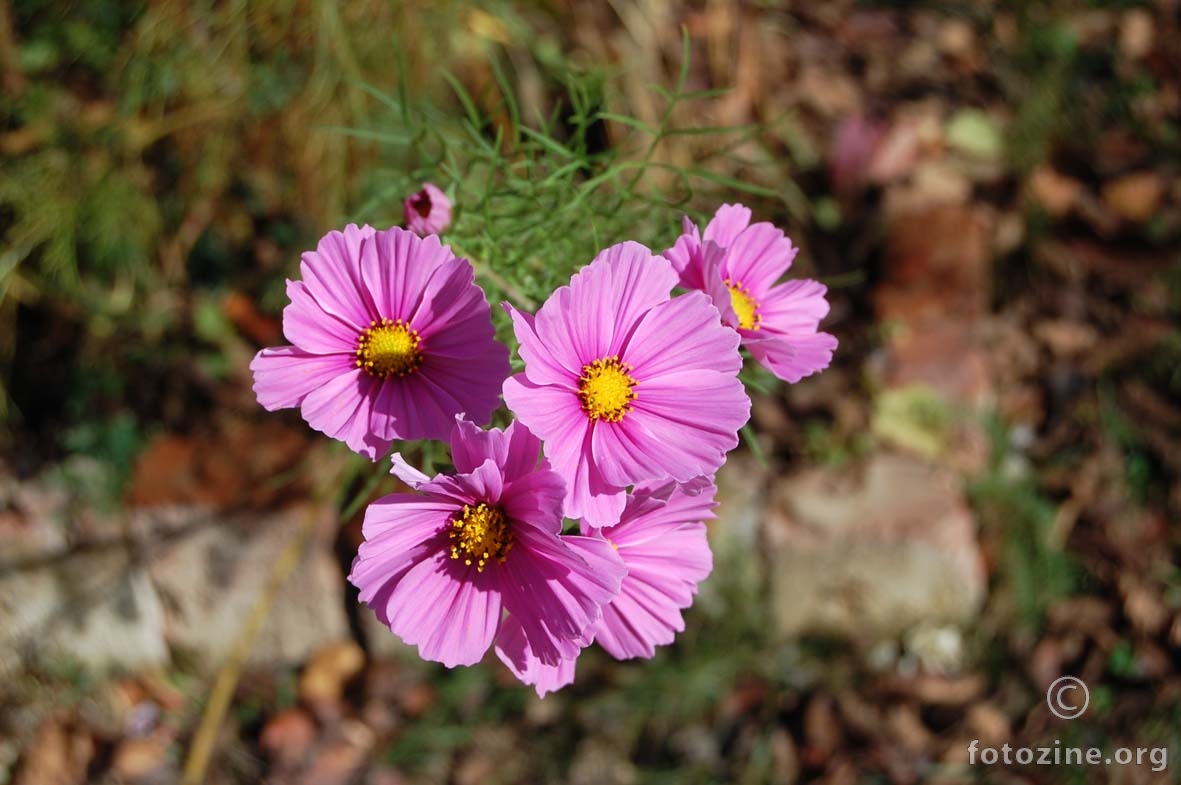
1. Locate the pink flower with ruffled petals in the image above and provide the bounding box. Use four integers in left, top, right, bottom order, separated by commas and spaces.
664, 203, 838, 383
250, 224, 510, 459
502, 242, 749, 527
496, 477, 716, 697
495, 601, 581, 698
588, 477, 715, 659
349, 418, 626, 669
403, 182, 452, 236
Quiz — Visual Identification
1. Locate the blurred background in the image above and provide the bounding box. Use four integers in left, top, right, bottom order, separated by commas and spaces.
2, 1, 1179, 783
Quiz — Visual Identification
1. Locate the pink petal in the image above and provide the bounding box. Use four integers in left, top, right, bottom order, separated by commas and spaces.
367, 355, 499, 444
565, 242, 679, 360
415, 350, 510, 430
570, 481, 628, 529
449, 417, 510, 475
500, 420, 546, 481
702, 203, 752, 247
591, 486, 714, 660
388, 453, 432, 488
720, 221, 797, 295
506, 303, 582, 385
502, 376, 584, 464
621, 290, 742, 380
250, 346, 354, 411
498, 527, 624, 665
746, 330, 839, 383
699, 242, 739, 327
500, 468, 566, 532
587, 420, 668, 488
753, 278, 832, 332
410, 258, 493, 348
282, 279, 360, 354
368, 377, 415, 442
494, 615, 578, 698
455, 458, 505, 506
447, 417, 548, 482
299, 224, 377, 326
501, 389, 626, 526
382, 550, 503, 667
623, 370, 750, 479
299, 364, 389, 459
604, 480, 719, 545
351, 495, 453, 613
362, 228, 448, 320
662, 218, 703, 283
594, 575, 686, 659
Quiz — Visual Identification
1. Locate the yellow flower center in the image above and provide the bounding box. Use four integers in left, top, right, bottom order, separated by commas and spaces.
578, 356, 638, 423
725, 279, 761, 331
355, 318, 423, 378
449, 502, 512, 572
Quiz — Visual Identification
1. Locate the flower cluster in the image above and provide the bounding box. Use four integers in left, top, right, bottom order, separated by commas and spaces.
250, 192, 836, 696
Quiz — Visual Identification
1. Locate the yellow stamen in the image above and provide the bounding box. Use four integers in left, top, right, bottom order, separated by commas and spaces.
449, 503, 512, 572
578, 356, 638, 422
725, 279, 761, 331
355, 318, 423, 378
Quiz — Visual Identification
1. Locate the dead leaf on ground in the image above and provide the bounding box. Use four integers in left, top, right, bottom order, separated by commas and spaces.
14, 720, 92, 785
111, 736, 171, 783
260, 708, 318, 769
1102, 171, 1165, 222
1034, 319, 1100, 357
299, 641, 367, 710
1119, 9, 1155, 60
803, 694, 844, 764
1028, 167, 1083, 217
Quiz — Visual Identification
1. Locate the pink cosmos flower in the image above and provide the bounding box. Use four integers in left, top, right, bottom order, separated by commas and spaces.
403, 182, 452, 236
664, 203, 838, 383
497, 478, 717, 697
250, 224, 510, 459
349, 418, 626, 669
502, 242, 749, 527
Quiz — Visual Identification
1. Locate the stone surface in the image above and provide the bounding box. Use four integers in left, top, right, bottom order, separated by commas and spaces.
0, 549, 169, 676
764, 452, 986, 639
712, 452, 770, 558
1, 499, 349, 676
0, 458, 116, 568
148, 504, 349, 667
703, 453, 772, 608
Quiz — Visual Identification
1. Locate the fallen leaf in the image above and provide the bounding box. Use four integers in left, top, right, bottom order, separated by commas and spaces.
1121, 580, 1169, 636
111, 737, 170, 782
1119, 9, 1155, 60
886, 704, 932, 754
803, 694, 843, 763
14, 720, 92, 785
223, 291, 281, 346
260, 709, 318, 769
1028, 167, 1083, 217
937, 18, 976, 61
946, 109, 1004, 162
966, 702, 1010, 746
1102, 171, 1164, 222
299, 641, 366, 709
866, 123, 921, 185
1034, 319, 1100, 357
